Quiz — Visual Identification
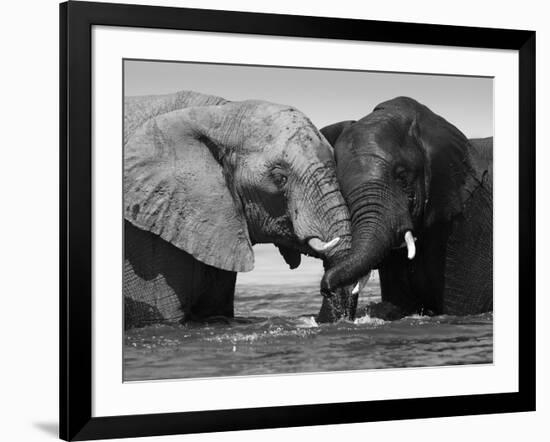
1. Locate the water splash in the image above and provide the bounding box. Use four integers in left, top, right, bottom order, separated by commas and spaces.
353, 314, 386, 326
296, 316, 319, 328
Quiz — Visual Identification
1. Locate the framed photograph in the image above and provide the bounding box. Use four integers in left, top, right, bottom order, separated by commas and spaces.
60, 1, 536, 440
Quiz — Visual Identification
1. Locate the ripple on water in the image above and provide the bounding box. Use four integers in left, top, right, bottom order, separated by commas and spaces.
124, 285, 493, 381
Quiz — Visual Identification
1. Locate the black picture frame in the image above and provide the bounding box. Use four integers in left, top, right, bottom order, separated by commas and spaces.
60, 1, 536, 440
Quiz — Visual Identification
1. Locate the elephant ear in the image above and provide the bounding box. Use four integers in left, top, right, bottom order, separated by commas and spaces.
124, 108, 254, 272
376, 97, 486, 226
124, 90, 229, 145
320, 120, 355, 148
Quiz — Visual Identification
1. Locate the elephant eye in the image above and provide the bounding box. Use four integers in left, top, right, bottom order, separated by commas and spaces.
394, 167, 409, 187
272, 171, 288, 189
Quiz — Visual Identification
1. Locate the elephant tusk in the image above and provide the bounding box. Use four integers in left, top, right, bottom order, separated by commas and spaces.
351, 271, 372, 295
404, 231, 416, 260
308, 237, 340, 253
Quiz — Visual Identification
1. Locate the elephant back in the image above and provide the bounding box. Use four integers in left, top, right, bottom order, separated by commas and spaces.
469, 137, 493, 164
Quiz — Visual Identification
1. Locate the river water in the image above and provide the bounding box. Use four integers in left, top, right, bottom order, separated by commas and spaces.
124, 265, 493, 381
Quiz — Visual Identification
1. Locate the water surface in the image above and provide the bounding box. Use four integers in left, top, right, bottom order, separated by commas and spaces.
124, 278, 493, 381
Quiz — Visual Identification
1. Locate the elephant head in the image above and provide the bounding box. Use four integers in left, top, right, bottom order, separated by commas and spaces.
124, 91, 352, 286
319, 96, 486, 315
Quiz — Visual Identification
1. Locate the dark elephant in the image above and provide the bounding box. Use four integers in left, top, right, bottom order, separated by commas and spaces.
319, 97, 493, 320
124, 90, 353, 328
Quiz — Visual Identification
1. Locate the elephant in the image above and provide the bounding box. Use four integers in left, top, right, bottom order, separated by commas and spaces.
318, 96, 493, 320
123, 90, 353, 329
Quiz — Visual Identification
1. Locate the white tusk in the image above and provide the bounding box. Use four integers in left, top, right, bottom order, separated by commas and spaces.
404, 231, 416, 260
308, 237, 340, 253
352, 271, 372, 295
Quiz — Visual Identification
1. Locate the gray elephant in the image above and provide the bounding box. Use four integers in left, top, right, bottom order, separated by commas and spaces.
319, 97, 493, 320
124, 91, 353, 328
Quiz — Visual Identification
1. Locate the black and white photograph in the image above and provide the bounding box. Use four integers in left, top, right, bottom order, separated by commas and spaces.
123, 59, 493, 381
0, 0, 543, 440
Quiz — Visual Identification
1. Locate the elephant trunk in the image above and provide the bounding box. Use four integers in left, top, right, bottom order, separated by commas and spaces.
294, 161, 353, 263
317, 245, 357, 324
292, 162, 360, 323
319, 180, 412, 319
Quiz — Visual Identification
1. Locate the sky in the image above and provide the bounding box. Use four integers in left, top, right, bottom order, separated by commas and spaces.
124, 59, 493, 286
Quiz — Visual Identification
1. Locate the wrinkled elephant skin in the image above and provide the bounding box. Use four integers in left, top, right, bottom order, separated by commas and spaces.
124, 90, 352, 327
320, 97, 493, 318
